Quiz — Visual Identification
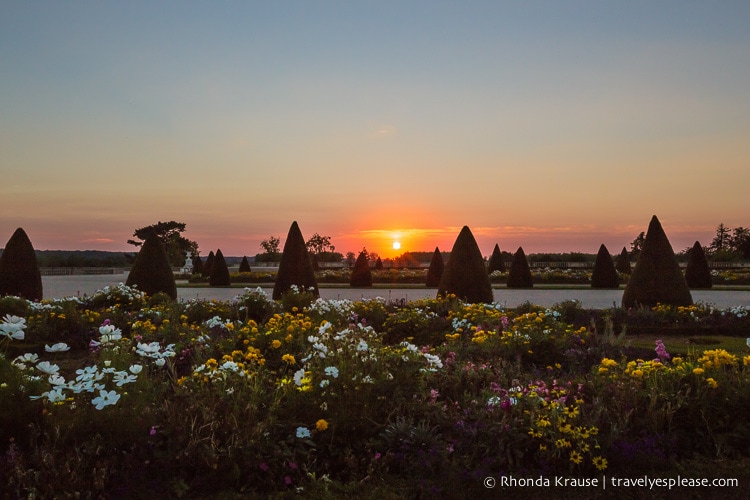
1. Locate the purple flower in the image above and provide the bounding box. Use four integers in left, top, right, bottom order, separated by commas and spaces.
655, 340, 671, 362
259, 462, 269, 471
284, 476, 292, 485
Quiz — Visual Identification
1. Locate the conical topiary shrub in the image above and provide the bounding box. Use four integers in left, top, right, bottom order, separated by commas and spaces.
507, 247, 533, 288
487, 243, 506, 274
615, 247, 631, 275
437, 226, 493, 303
209, 249, 231, 286
272, 221, 319, 300
685, 241, 712, 289
350, 251, 373, 287
0, 228, 43, 301
591, 244, 619, 288
202, 251, 215, 278
622, 215, 692, 308
425, 247, 444, 287
125, 233, 177, 299
192, 255, 204, 276
239, 256, 251, 273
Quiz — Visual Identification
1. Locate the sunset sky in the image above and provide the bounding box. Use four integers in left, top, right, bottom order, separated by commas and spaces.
2, 1, 749, 259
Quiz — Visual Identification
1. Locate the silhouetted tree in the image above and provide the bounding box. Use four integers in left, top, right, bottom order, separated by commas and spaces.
350, 250, 373, 287
685, 241, 712, 289
209, 249, 231, 286
239, 256, 251, 273
127, 221, 197, 268
273, 221, 319, 300
0, 228, 43, 301
487, 243, 506, 274
374, 257, 383, 271
615, 247, 631, 275
437, 226, 493, 303
125, 233, 177, 299
630, 232, 646, 261
622, 215, 692, 308
425, 247, 444, 287
591, 244, 619, 288
507, 247, 533, 288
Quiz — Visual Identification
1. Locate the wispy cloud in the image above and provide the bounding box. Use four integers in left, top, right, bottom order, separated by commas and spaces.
82, 238, 115, 244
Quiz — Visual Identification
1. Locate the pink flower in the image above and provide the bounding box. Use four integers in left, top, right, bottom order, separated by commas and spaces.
284, 476, 292, 485
259, 462, 269, 471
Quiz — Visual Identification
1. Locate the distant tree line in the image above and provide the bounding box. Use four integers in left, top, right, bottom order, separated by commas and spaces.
29, 250, 131, 268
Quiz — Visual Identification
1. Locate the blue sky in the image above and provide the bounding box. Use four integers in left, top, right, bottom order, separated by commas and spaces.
2, 1, 749, 257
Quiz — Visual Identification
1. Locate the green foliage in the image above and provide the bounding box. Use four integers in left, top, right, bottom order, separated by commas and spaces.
272, 221, 319, 300
4, 292, 750, 497
0, 228, 43, 301
0, 296, 31, 318
685, 241, 712, 289
425, 247, 444, 287
591, 244, 618, 288
437, 226, 493, 303
615, 246, 631, 275
507, 246, 533, 288
209, 249, 231, 287
235, 287, 274, 323
622, 215, 692, 308
350, 250, 373, 287
487, 243, 506, 273
125, 233, 177, 299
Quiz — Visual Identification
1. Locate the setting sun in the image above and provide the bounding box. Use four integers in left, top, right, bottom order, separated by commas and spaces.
392, 241, 401, 250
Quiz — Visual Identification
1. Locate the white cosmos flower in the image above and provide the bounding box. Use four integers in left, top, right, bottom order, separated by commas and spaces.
154, 358, 166, 367
48, 374, 67, 386
136, 342, 161, 356
36, 361, 60, 375
296, 426, 311, 439
293, 368, 306, 386
99, 324, 123, 343
324, 366, 339, 378
12, 353, 39, 366
45, 343, 70, 353
91, 389, 120, 410
113, 372, 137, 387
47, 387, 67, 403
0, 315, 26, 340
356, 339, 369, 352
129, 364, 143, 374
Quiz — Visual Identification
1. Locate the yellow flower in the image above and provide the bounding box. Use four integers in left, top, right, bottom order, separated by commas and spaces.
272, 339, 282, 349
593, 456, 608, 471
316, 419, 329, 431
693, 367, 705, 375
600, 358, 618, 368
631, 369, 644, 378
569, 450, 583, 464
555, 439, 571, 449
706, 378, 718, 389
281, 354, 296, 364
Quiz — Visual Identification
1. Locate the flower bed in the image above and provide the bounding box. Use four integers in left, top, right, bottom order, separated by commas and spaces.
2, 286, 750, 497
